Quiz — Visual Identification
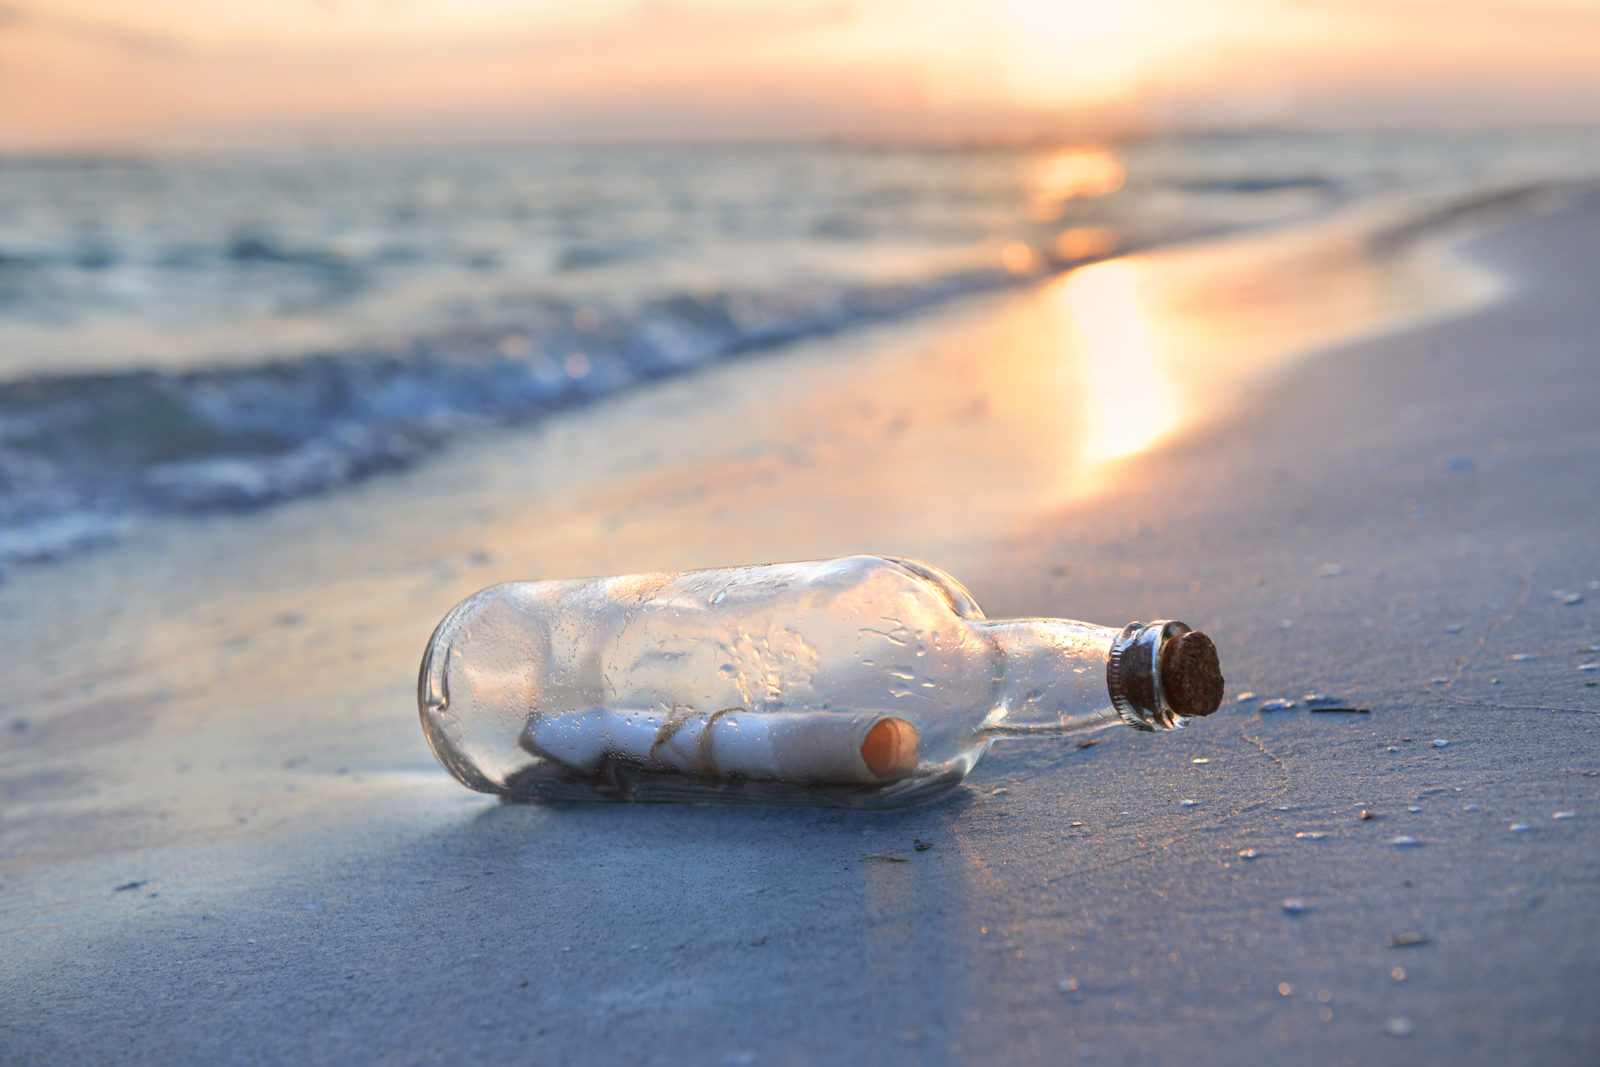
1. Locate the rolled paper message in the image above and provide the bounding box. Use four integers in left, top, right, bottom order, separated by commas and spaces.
522, 707, 920, 785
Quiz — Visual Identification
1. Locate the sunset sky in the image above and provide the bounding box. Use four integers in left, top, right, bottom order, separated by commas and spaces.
3, 0, 1599, 150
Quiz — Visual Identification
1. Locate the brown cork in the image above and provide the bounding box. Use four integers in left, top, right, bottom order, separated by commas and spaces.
860, 717, 920, 780
1160, 630, 1225, 718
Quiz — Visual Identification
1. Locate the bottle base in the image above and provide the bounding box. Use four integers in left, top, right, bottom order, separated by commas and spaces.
498, 761, 968, 810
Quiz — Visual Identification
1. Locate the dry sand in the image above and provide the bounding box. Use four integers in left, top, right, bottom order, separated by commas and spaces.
1, 189, 1596, 1064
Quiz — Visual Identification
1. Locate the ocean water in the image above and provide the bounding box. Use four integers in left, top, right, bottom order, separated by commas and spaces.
1, 131, 1597, 565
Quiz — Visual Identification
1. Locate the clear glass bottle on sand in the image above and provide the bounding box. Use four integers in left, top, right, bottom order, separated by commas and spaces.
419, 555, 1224, 808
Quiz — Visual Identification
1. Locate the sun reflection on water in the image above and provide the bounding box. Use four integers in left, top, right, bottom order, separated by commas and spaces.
1029, 145, 1125, 220
1053, 225, 1120, 262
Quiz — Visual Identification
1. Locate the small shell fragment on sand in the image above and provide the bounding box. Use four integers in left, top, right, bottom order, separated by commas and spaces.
1386, 932, 1430, 948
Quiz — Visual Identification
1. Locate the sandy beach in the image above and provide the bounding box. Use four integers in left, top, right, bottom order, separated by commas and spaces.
3, 185, 1598, 1065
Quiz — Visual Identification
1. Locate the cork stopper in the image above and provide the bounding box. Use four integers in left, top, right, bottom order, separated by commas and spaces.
1159, 630, 1224, 718
1108, 620, 1226, 730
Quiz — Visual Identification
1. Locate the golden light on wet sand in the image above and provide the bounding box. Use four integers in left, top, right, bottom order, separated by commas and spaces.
1057, 258, 1179, 466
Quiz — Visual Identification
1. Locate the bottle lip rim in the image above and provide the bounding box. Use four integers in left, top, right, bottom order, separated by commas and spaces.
1107, 620, 1191, 731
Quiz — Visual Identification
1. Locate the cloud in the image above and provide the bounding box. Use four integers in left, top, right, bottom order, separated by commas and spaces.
0, 4, 185, 60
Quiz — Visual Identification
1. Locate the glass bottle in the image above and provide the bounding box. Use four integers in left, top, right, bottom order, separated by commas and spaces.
418, 554, 1223, 808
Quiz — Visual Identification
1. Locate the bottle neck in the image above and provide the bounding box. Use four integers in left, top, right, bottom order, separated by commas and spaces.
976, 618, 1126, 738
976, 618, 1198, 738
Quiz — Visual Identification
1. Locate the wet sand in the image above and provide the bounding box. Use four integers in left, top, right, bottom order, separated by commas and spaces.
2, 189, 1596, 1064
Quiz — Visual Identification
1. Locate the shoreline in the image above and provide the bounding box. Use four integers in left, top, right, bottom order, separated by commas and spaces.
0, 175, 1563, 571
4, 187, 1598, 1062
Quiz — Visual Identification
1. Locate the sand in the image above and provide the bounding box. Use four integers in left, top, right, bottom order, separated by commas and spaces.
2, 189, 1597, 1064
